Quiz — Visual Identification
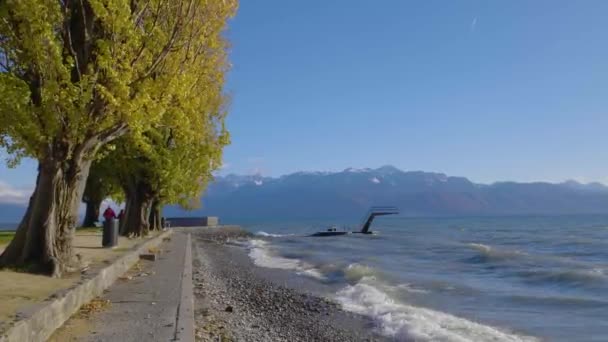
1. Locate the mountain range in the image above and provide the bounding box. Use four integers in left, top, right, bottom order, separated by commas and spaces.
164, 166, 608, 219
1, 166, 606, 225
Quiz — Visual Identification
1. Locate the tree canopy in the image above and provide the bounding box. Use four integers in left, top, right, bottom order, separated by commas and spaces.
109, 103, 230, 236
0, 0, 236, 161
0, 0, 237, 276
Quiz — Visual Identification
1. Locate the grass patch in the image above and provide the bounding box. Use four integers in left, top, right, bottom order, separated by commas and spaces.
0, 228, 102, 247
2, 262, 45, 274
77, 226, 102, 233
0, 231, 15, 245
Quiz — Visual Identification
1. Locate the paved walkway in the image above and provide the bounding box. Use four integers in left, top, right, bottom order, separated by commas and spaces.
50, 231, 188, 342
1, 230, 146, 323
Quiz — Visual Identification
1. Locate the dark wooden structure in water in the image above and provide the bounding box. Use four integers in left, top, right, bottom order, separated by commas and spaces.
310, 206, 399, 237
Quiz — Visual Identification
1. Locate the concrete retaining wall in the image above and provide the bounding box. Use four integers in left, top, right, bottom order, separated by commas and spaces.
166, 216, 219, 227
174, 233, 194, 341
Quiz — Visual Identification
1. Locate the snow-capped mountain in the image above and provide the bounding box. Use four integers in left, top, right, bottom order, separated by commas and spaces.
165, 166, 608, 219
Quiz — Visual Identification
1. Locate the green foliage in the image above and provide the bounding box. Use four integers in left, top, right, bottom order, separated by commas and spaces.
0, 0, 238, 163
84, 151, 123, 203
76, 227, 102, 233
0, 231, 15, 245
109, 102, 229, 210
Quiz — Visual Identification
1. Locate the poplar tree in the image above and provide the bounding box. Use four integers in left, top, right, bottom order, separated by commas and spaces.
117, 113, 228, 237
0, 0, 237, 276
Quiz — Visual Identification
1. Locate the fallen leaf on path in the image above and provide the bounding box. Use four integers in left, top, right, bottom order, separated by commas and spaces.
79, 298, 111, 318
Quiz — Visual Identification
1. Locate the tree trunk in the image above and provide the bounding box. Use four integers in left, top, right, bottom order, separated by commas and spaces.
121, 180, 153, 237
148, 198, 162, 231
82, 198, 102, 227
119, 195, 129, 235
0, 157, 93, 277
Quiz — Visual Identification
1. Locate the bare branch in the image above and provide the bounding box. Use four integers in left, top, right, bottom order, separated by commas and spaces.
132, 0, 151, 27
130, 0, 167, 67
131, 0, 197, 85
98, 123, 129, 144
64, 9, 82, 83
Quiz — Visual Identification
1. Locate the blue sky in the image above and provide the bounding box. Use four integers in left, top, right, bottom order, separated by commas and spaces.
1, 0, 607, 192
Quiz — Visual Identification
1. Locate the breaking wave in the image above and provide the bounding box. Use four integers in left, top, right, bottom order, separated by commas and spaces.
255, 231, 294, 238
517, 268, 607, 286
343, 263, 378, 282
467, 243, 607, 287
467, 243, 527, 263
335, 277, 538, 342
246, 239, 325, 280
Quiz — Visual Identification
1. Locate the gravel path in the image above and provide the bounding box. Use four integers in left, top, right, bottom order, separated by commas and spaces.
190, 228, 387, 342
50, 233, 186, 342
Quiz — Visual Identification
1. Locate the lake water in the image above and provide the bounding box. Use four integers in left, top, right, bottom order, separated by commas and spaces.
235, 215, 608, 341
0, 223, 18, 231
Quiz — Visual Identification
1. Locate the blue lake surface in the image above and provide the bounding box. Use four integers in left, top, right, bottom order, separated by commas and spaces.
234, 215, 608, 341
0, 223, 17, 231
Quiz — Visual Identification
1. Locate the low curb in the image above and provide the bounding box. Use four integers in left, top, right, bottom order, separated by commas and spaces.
0, 229, 173, 342
174, 233, 195, 341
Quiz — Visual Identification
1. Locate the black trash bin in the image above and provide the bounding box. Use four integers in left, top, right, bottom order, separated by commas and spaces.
102, 218, 119, 248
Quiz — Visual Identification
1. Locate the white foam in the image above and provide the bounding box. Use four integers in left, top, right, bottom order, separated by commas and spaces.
591, 267, 608, 277
395, 283, 430, 294
343, 264, 430, 294
248, 240, 301, 269
468, 243, 492, 253
344, 263, 377, 282
299, 268, 326, 279
246, 240, 325, 280
255, 231, 293, 238
467, 243, 527, 261
225, 239, 250, 247
335, 277, 538, 342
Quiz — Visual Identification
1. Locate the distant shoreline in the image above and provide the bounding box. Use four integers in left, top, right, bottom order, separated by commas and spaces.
0, 224, 17, 231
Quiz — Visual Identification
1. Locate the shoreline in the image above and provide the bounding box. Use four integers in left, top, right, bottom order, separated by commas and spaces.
190, 227, 387, 341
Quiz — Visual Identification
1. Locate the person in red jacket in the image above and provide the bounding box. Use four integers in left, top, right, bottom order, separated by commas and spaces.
102, 206, 116, 222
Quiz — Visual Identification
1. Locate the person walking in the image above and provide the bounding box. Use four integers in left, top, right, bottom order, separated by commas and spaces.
103, 206, 116, 222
